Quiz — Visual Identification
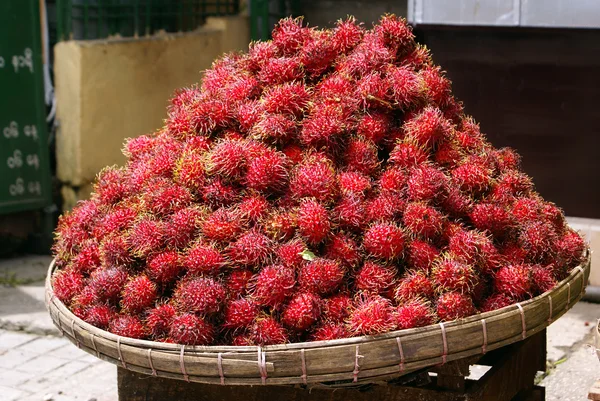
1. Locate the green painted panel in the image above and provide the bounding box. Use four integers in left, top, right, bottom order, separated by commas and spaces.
0, 1, 52, 214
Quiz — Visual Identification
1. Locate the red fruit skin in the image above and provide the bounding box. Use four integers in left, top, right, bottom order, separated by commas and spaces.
311, 322, 350, 341
394, 270, 435, 302
276, 240, 306, 270
228, 231, 272, 268
223, 298, 260, 329
202, 178, 239, 207
555, 229, 586, 268
164, 206, 204, 249
282, 292, 322, 331
121, 276, 157, 314
494, 265, 533, 301
238, 194, 270, 222
355, 72, 387, 109
272, 17, 307, 54
363, 222, 405, 260
404, 107, 452, 149
452, 161, 493, 195
208, 139, 247, 179
348, 295, 397, 336
385, 65, 424, 109
389, 142, 429, 170
251, 317, 289, 345
83, 305, 116, 330
299, 259, 345, 296
109, 315, 147, 339
531, 266, 558, 295
169, 314, 214, 345
356, 112, 393, 145
324, 234, 361, 269
519, 221, 558, 260
334, 195, 367, 231
332, 16, 364, 54
128, 219, 166, 259
378, 168, 408, 195
407, 240, 440, 273
511, 198, 542, 223
323, 294, 353, 322
245, 149, 289, 193
300, 102, 352, 148
290, 156, 337, 202
147, 251, 181, 285
403, 202, 445, 240
264, 210, 297, 242
143, 184, 193, 217
89, 267, 129, 303
94, 167, 129, 205
146, 304, 177, 339
297, 199, 331, 245
202, 208, 244, 243
262, 82, 310, 116
407, 165, 447, 202
184, 242, 225, 275
434, 141, 463, 169
432, 258, 479, 294
480, 293, 514, 313
448, 230, 501, 273
436, 292, 476, 321
173, 277, 226, 315
225, 269, 254, 299
338, 172, 372, 196
396, 300, 436, 330
355, 262, 397, 296
366, 193, 406, 223
52, 269, 85, 304
470, 203, 513, 237
92, 207, 136, 241
251, 265, 296, 307
421, 66, 452, 107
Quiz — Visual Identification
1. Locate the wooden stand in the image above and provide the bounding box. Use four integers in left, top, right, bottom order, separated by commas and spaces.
117, 329, 547, 401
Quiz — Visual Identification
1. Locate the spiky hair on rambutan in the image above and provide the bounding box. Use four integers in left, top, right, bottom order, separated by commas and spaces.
52, 14, 585, 346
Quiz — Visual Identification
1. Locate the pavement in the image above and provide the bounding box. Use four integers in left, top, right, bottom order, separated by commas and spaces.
0, 256, 599, 401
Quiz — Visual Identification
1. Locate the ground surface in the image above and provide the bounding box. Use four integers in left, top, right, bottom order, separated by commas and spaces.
0, 256, 598, 401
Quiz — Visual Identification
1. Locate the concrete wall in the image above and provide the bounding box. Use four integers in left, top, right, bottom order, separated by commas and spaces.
298, 0, 408, 27
55, 16, 250, 210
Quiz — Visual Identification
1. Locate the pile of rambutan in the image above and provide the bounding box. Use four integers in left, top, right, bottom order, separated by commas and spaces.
52, 15, 586, 346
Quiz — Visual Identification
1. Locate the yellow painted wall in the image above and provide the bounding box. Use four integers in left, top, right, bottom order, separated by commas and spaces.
55, 16, 249, 209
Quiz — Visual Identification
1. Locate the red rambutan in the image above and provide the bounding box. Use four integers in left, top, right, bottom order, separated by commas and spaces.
480, 293, 514, 313
324, 233, 361, 268
282, 292, 322, 331
146, 304, 176, 339
290, 155, 337, 202
432, 257, 479, 294
121, 275, 157, 314
323, 294, 353, 322
147, 251, 181, 285
299, 258, 345, 296
169, 313, 214, 345
494, 265, 532, 301
52, 269, 85, 304
396, 299, 436, 330
251, 264, 296, 307
109, 315, 147, 339
251, 316, 289, 345
407, 240, 440, 273
311, 322, 350, 341
297, 199, 331, 245
436, 292, 476, 321
202, 208, 244, 242
403, 202, 445, 239
173, 277, 226, 315
348, 295, 397, 335
89, 267, 129, 303
404, 106, 452, 149
407, 165, 447, 202
394, 270, 435, 302
225, 269, 254, 299
228, 231, 273, 267
83, 305, 115, 330
355, 261, 397, 296
223, 298, 260, 329
363, 222, 405, 260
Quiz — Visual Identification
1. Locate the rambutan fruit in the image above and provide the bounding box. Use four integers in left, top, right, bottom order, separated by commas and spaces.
109, 315, 147, 339
324, 234, 361, 268
531, 265, 558, 295
202, 178, 240, 207
282, 292, 322, 331
500, 242, 528, 264
394, 270, 435, 302
264, 209, 297, 241
363, 222, 405, 260
389, 141, 429, 170
245, 148, 289, 193
365, 193, 406, 223
469, 203, 513, 237
252, 113, 296, 143
407, 165, 447, 202
311, 322, 350, 341
238, 194, 270, 222
184, 241, 225, 275
519, 221, 558, 259
276, 240, 306, 270
332, 16, 364, 54
334, 195, 367, 231
442, 186, 473, 217
495, 171, 534, 198
355, 72, 388, 109
297, 199, 331, 245
511, 197, 541, 223
374, 14, 414, 52
202, 208, 244, 242
146, 304, 176, 339
262, 82, 310, 116
223, 298, 260, 329
94, 167, 128, 205
231, 333, 254, 346
207, 139, 247, 179
385, 65, 424, 109
121, 275, 157, 314
355, 262, 397, 296
147, 251, 181, 285
237, 100, 264, 132
189, 98, 233, 135
225, 269, 254, 299
169, 313, 214, 345
336, 33, 393, 77
432, 257, 479, 294
494, 265, 532, 301
272, 17, 307, 55
494, 147, 521, 171
258, 56, 303, 85
300, 30, 338, 77
144, 183, 193, 217
228, 231, 273, 267
555, 229, 586, 268
407, 240, 440, 273
299, 258, 345, 296
128, 218, 165, 258
338, 171, 372, 196
541, 202, 565, 231
404, 106, 452, 149
52, 269, 85, 304
378, 168, 408, 194
420, 66, 452, 107
89, 267, 129, 303
166, 108, 194, 139
403, 202, 445, 240
451, 160, 493, 196
71, 286, 97, 313
300, 101, 352, 149
344, 138, 380, 175
356, 111, 393, 145
246, 41, 280, 71
454, 117, 487, 153
83, 305, 115, 330
123, 135, 155, 161
448, 229, 500, 273
396, 299, 436, 330
71, 241, 101, 274
436, 292, 476, 321
480, 293, 514, 313
251, 264, 296, 307
99, 234, 132, 268
251, 316, 289, 345
290, 155, 337, 202
164, 206, 205, 249
173, 277, 226, 315
348, 295, 397, 336
92, 207, 137, 240
323, 294, 353, 322
434, 140, 463, 168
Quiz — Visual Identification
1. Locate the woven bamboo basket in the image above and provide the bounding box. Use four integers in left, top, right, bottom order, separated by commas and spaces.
46, 251, 590, 387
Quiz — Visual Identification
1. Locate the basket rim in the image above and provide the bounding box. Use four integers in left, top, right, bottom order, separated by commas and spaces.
46, 249, 591, 352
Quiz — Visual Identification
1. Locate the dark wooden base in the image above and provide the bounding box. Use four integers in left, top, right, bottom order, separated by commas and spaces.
118, 330, 547, 401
